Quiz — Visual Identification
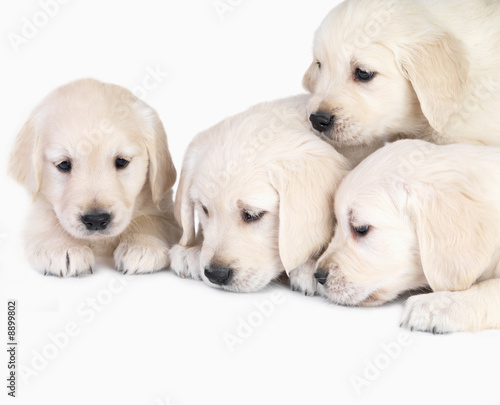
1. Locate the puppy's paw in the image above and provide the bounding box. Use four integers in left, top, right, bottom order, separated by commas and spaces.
289, 261, 318, 296
401, 291, 464, 334
114, 235, 170, 275
29, 244, 94, 277
169, 244, 202, 280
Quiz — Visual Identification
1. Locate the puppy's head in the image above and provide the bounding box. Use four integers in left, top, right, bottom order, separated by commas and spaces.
8, 78, 175, 240
315, 141, 427, 306
316, 140, 498, 306
303, 0, 468, 145
175, 96, 351, 292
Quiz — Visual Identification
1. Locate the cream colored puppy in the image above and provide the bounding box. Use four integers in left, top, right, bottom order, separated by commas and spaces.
314, 140, 500, 333
8, 78, 181, 276
304, 0, 500, 150
171, 95, 351, 293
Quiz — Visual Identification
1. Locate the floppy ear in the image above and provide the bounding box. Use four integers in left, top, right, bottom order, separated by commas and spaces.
393, 31, 468, 133
174, 145, 199, 247
136, 101, 176, 207
270, 144, 351, 274
409, 185, 496, 292
8, 116, 42, 198
302, 61, 319, 93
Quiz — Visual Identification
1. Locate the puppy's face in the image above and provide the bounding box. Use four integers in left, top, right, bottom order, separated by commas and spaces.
304, 42, 421, 146
175, 96, 350, 293
192, 172, 282, 292
316, 174, 425, 306
303, 0, 467, 144
41, 114, 149, 240
9, 79, 176, 241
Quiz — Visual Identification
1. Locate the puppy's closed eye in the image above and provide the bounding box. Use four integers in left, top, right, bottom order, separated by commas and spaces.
242, 210, 265, 224
352, 224, 370, 237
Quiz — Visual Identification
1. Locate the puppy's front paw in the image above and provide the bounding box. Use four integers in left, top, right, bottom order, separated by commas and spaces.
29, 244, 94, 277
401, 291, 464, 334
169, 244, 202, 280
289, 261, 318, 296
114, 235, 170, 275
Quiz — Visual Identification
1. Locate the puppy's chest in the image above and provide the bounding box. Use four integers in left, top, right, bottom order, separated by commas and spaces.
88, 238, 118, 257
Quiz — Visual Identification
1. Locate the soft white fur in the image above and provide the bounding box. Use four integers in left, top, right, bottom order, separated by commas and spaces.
8, 78, 181, 276
304, 0, 500, 149
314, 140, 500, 333
170, 95, 351, 293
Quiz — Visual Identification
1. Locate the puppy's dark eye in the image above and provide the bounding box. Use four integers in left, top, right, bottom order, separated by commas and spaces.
355, 68, 375, 82
115, 158, 130, 169
316, 60, 321, 69
56, 161, 71, 173
201, 205, 209, 216
243, 211, 265, 223
353, 225, 370, 237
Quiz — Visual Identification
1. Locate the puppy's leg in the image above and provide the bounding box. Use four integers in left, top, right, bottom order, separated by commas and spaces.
169, 230, 203, 280
114, 215, 178, 275
401, 279, 500, 333
26, 208, 94, 277
289, 260, 318, 296
169, 244, 202, 280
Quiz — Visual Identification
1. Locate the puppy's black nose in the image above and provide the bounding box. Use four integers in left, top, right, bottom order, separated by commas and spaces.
310, 112, 334, 132
204, 266, 233, 286
314, 269, 329, 285
81, 212, 111, 231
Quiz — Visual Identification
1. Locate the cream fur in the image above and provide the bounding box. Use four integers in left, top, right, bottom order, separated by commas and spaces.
8, 78, 180, 276
171, 95, 351, 293
304, 0, 500, 148
315, 140, 500, 333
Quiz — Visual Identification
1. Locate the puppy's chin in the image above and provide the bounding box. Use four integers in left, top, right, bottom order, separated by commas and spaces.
357, 292, 392, 307
320, 281, 401, 307
200, 266, 280, 293
316, 127, 373, 147
320, 274, 374, 306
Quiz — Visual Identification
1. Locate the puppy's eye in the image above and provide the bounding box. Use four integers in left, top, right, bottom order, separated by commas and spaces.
243, 211, 265, 223
201, 205, 209, 216
353, 225, 370, 237
56, 161, 71, 173
316, 60, 321, 69
355, 68, 375, 82
115, 158, 130, 169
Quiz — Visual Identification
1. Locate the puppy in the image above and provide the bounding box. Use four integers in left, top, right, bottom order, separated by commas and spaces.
313, 139, 500, 333
170, 95, 351, 293
303, 0, 500, 149
8, 78, 181, 276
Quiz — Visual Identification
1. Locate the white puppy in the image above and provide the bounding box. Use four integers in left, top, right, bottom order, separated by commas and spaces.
314, 140, 500, 333
304, 0, 500, 149
170, 95, 351, 293
8, 78, 181, 276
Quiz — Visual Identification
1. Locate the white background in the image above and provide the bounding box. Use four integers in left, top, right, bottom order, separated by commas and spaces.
0, 1, 499, 404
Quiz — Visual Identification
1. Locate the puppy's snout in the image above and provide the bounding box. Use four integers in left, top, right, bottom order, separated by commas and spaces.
81, 212, 111, 231
314, 269, 329, 285
204, 265, 233, 286
310, 112, 334, 132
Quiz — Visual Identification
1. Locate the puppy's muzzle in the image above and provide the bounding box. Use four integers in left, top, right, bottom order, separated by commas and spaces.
204, 265, 233, 286
81, 212, 111, 231
310, 112, 334, 133
314, 269, 329, 285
